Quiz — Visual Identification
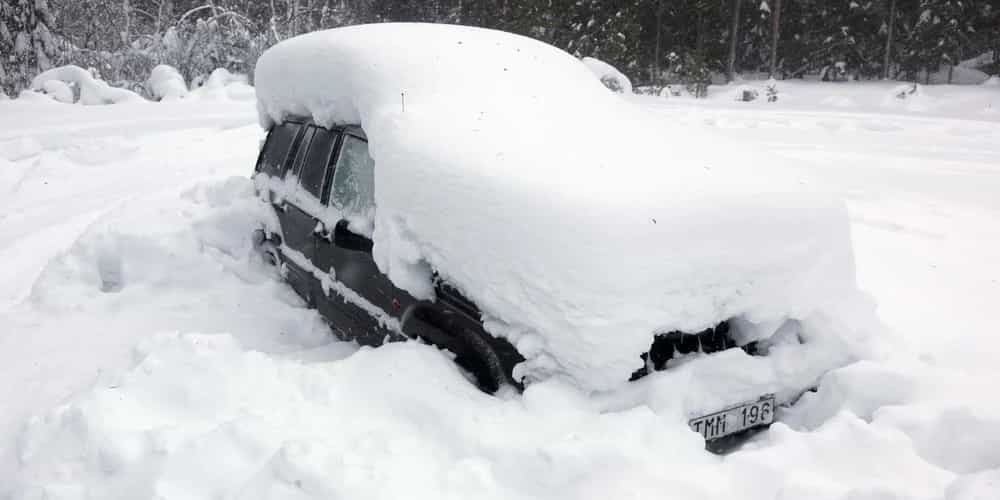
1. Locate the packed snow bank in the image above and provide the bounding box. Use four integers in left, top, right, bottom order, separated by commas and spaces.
31, 65, 145, 105
923, 65, 990, 85
255, 23, 874, 391
147, 64, 188, 101
581, 56, 633, 94
959, 50, 997, 69
7, 332, 973, 500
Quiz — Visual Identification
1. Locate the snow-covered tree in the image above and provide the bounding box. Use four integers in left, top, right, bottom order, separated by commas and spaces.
0, 0, 61, 94
898, 0, 976, 83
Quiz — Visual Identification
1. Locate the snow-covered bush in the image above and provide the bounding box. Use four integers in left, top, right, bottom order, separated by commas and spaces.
735, 86, 759, 102
154, 19, 264, 90
146, 64, 187, 101
765, 78, 779, 103
882, 83, 935, 112
820, 62, 849, 82
666, 51, 711, 98
581, 56, 632, 94
189, 68, 254, 101
31, 65, 144, 105
196, 68, 246, 89
654, 85, 682, 99
40, 79, 73, 103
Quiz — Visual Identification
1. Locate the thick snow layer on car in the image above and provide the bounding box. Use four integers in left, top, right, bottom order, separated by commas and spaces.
255, 23, 872, 390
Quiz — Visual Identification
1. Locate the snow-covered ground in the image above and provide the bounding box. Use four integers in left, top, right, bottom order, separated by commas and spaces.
1, 79, 998, 499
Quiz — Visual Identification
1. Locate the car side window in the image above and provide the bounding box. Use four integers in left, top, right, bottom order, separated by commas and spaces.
289, 127, 316, 179
330, 135, 375, 227
299, 127, 339, 198
256, 122, 302, 177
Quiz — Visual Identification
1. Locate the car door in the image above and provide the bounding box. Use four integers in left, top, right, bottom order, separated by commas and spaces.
276, 125, 334, 303
255, 121, 310, 295
312, 132, 417, 345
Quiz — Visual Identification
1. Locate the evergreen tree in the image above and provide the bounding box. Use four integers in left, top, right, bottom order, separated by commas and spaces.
898, 0, 976, 82
1, 0, 60, 94
553, 1, 643, 76
3, 0, 996, 96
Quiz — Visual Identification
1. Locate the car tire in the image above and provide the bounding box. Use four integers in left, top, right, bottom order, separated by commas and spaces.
406, 307, 522, 394
257, 239, 281, 268
449, 324, 512, 394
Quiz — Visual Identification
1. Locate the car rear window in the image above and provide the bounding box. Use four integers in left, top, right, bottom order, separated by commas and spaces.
256, 122, 302, 177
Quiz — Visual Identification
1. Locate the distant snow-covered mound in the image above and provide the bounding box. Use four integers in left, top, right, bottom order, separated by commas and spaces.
31, 65, 145, 105
191, 68, 255, 101
581, 56, 633, 94
147, 64, 188, 101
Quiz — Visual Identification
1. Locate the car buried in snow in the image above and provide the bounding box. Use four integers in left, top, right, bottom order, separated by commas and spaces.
250, 116, 775, 447
249, 23, 870, 451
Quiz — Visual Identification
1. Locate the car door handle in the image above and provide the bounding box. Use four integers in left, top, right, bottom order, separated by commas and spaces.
313, 223, 332, 240
334, 219, 373, 252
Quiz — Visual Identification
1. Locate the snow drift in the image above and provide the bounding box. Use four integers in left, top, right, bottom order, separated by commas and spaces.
147, 64, 188, 101
31, 65, 145, 105
190, 68, 255, 101
254, 23, 873, 391
581, 56, 633, 94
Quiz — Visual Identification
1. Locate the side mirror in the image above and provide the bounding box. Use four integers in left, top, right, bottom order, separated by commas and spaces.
334, 219, 373, 253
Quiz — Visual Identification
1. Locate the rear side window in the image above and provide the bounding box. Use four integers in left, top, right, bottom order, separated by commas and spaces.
289, 127, 316, 179
299, 127, 339, 199
256, 122, 302, 177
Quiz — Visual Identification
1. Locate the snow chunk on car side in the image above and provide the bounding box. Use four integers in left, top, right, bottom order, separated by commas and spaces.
254, 23, 872, 391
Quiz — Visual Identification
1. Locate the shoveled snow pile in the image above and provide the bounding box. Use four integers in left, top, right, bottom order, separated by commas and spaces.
31, 65, 145, 105
581, 56, 633, 93
255, 23, 876, 391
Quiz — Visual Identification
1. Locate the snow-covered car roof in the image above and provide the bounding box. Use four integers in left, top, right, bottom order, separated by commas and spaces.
254, 23, 863, 391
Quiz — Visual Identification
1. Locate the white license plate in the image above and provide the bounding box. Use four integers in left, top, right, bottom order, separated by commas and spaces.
689, 395, 775, 440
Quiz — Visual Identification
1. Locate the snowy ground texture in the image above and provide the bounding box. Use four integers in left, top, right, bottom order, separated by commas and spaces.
1, 79, 999, 499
